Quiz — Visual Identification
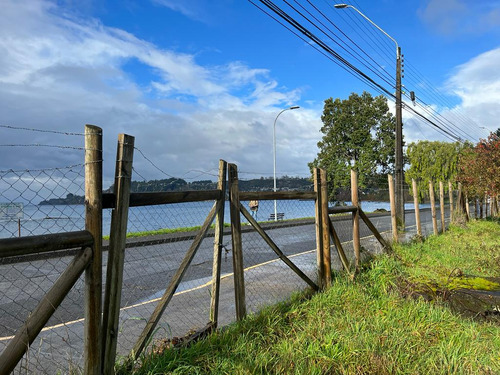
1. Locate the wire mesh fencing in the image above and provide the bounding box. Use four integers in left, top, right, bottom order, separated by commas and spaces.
0, 126, 96, 374
0, 259, 87, 374
0, 166, 86, 239
239, 199, 318, 314
0, 165, 89, 374
109, 198, 226, 359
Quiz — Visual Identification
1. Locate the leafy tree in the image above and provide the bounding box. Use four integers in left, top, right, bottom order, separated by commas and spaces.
405, 141, 469, 200
309, 91, 396, 200
458, 133, 500, 199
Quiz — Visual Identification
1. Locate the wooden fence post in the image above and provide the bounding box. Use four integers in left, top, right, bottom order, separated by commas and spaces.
429, 181, 438, 235
388, 174, 398, 243
84, 124, 103, 374
228, 163, 246, 321
412, 179, 422, 238
439, 181, 445, 233
320, 169, 331, 287
102, 134, 134, 375
466, 194, 470, 218
448, 181, 454, 222
314, 168, 325, 289
457, 183, 469, 221
351, 170, 360, 270
210, 160, 227, 326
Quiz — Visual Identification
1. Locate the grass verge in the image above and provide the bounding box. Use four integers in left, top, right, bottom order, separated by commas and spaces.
119, 219, 500, 374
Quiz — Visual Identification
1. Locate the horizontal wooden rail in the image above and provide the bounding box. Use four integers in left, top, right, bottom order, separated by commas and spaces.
0, 246, 93, 375
328, 206, 357, 214
239, 191, 316, 201
103, 190, 222, 209
0, 230, 94, 259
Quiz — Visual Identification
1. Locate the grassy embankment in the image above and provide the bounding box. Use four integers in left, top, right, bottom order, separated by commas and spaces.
121, 219, 500, 374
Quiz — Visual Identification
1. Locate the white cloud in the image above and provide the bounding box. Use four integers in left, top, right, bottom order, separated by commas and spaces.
0, 0, 322, 188
445, 47, 500, 132
418, 0, 500, 35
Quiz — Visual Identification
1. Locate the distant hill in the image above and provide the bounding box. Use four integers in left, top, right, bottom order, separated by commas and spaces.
39, 193, 85, 205
105, 176, 314, 193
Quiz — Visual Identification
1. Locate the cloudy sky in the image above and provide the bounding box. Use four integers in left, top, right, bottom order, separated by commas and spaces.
1, 0, 499, 189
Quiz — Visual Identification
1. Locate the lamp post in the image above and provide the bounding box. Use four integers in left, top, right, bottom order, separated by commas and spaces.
334, 3, 404, 229
273, 106, 300, 221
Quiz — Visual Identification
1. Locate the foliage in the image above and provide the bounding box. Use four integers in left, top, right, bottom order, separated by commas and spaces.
309, 91, 395, 201
458, 133, 500, 198
123, 222, 500, 375
405, 140, 469, 200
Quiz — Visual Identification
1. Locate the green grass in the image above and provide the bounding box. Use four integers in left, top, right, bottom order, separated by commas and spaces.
119, 219, 500, 375
397, 219, 500, 290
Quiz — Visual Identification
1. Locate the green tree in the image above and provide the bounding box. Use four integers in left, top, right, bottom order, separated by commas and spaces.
405, 140, 469, 200
309, 91, 395, 201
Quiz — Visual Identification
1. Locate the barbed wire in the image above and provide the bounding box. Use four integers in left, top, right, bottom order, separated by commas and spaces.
0, 162, 98, 175
131, 166, 148, 182
133, 146, 176, 179
0, 124, 87, 136
0, 144, 95, 151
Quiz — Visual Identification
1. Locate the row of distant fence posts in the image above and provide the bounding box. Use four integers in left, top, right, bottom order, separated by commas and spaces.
386, 173, 484, 244
1, 124, 492, 374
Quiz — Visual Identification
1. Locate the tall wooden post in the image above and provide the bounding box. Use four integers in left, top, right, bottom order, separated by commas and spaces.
457, 183, 469, 221
228, 163, 246, 321
448, 181, 454, 222
314, 168, 331, 289
320, 169, 331, 287
412, 179, 422, 238
102, 134, 134, 375
466, 195, 470, 218
429, 181, 438, 235
210, 160, 227, 326
351, 170, 360, 269
439, 181, 445, 233
84, 124, 102, 374
388, 174, 398, 243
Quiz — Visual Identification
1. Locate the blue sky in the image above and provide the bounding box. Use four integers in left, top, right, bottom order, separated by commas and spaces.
1, 0, 500, 187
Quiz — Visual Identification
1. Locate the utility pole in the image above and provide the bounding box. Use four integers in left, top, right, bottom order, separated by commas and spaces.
334, 4, 405, 228
395, 47, 405, 229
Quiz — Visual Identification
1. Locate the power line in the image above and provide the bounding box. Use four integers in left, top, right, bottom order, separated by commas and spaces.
250, 0, 474, 144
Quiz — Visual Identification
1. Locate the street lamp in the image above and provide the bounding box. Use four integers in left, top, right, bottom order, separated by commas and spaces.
273, 106, 300, 221
334, 3, 405, 228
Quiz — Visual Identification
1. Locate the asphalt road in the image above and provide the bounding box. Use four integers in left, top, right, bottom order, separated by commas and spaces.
0, 208, 448, 373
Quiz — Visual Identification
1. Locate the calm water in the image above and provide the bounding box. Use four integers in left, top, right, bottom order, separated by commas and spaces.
0, 200, 429, 239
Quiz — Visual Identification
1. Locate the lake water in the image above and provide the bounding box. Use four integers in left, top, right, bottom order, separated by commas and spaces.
0, 200, 430, 239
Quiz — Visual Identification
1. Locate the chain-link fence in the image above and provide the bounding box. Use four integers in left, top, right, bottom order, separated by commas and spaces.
0, 127, 92, 374
110, 200, 223, 358
1, 125, 476, 374
238, 199, 318, 314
